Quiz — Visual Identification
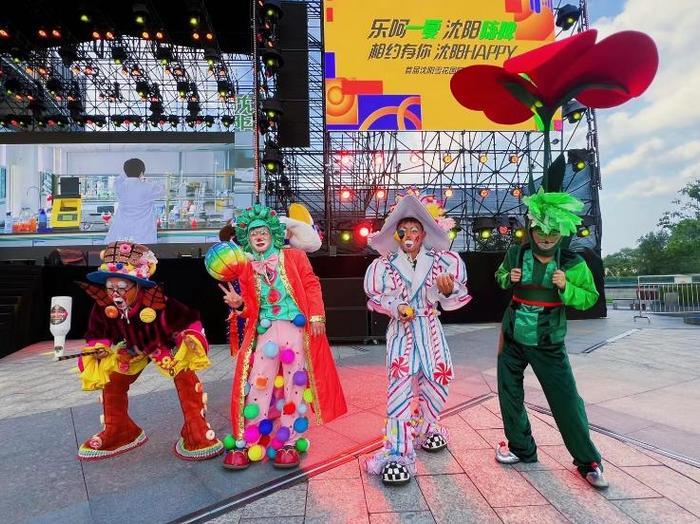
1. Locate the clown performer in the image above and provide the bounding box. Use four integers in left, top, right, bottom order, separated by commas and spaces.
363, 193, 471, 485
74, 241, 223, 461
493, 186, 608, 488
219, 204, 346, 470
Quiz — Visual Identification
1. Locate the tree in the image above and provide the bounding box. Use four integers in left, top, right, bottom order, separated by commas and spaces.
603, 248, 640, 277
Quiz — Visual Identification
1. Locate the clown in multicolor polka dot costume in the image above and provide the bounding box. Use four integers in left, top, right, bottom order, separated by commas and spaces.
218, 204, 347, 470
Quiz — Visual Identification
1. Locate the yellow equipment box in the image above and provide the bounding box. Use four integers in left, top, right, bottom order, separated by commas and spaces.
51, 197, 82, 228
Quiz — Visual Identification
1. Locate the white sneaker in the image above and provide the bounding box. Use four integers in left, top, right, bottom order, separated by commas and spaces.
585, 465, 609, 489
495, 441, 520, 464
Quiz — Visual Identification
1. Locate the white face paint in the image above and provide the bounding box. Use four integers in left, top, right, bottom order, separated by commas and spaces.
249, 226, 272, 254
531, 228, 562, 251
105, 277, 138, 310
397, 221, 425, 257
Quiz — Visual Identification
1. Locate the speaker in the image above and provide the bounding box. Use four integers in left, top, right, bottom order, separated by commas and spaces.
369, 311, 389, 337
325, 308, 369, 341
320, 277, 367, 308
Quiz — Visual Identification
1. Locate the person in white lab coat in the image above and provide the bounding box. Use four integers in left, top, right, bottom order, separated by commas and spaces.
105, 158, 165, 244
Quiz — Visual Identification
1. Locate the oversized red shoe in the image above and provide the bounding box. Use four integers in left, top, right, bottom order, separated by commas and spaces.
78, 372, 148, 461
173, 370, 223, 461
223, 449, 251, 470
273, 446, 301, 469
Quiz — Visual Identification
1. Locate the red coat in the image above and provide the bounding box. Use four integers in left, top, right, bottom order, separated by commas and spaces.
228, 248, 347, 439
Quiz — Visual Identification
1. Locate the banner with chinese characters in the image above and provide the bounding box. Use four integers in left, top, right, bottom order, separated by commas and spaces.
324, 0, 555, 131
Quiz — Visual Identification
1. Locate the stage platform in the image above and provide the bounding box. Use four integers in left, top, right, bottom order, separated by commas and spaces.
2, 311, 699, 523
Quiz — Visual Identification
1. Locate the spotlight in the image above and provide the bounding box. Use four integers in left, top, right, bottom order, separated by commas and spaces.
445, 187, 454, 198
221, 115, 234, 128
442, 153, 452, 164
448, 229, 458, 240
261, 0, 284, 21
498, 224, 510, 236
513, 227, 526, 241
133, 3, 149, 25
339, 231, 352, 243
509, 154, 520, 164
511, 187, 522, 198
188, 11, 201, 27
168, 115, 180, 127
130, 66, 143, 77
261, 98, 283, 121
568, 149, 590, 173
478, 153, 488, 164
155, 46, 173, 65
217, 80, 234, 97
375, 189, 386, 200
155, 31, 165, 40
135, 80, 149, 98
261, 47, 283, 72
52, 28, 62, 39
203, 48, 220, 65
556, 4, 581, 30
205, 32, 214, 41
203, 115, 215, 128
355, 223, 371, 239
340, 189, 352, 201
192, 31, 200, 41
562, 100, 588, 124
111, 46, 128, 65
105, 30, 116, 40
141, 31, 151, 40
187, 100, 201, 116
176, 81, 189, 98
46, 78, 63, 96
262, 145, 283, 173
473, 217, 496, 241
577, 225, 591, 238
79, 13, 90, 23
38, 28, 48, 38
92, 30, 101, 40
479, 188, 490, 198
149, 100, 164, 115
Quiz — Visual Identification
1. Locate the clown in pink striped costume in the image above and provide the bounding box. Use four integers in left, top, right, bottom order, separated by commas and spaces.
363, 193, 471, 485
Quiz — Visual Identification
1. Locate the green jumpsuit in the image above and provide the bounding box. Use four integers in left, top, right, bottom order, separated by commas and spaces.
495, 244, 602, 473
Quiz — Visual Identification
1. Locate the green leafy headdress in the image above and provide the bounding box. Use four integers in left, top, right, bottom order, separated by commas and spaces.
235, 204, 286, 253
523, 188, 583, 237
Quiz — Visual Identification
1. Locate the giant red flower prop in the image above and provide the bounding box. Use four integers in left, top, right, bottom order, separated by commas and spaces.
450, 29, 658, 189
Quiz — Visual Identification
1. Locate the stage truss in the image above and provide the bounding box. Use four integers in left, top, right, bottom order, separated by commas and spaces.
270, 0, 603, 254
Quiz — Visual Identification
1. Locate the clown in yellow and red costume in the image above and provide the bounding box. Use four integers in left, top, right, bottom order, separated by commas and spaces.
76, 241, 223, 461
218, 204, 346, 470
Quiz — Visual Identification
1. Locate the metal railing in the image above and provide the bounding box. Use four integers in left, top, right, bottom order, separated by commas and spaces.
634, 274, 700, 322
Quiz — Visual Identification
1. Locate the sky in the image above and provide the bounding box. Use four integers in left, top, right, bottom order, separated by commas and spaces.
585, 0, 700, 255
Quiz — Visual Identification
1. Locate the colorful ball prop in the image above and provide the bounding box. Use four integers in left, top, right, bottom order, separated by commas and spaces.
270, 438, 283, 450
105, 305, 119, 318
303, 388, 314, 403
243, 403, 260, 420
263, 341, 279, 358
259, 435, 271, 447
243, 383, 251, 395
204, 241, 248, 282
257, 325, 268, 334
267, 447, 277, 459
276, 399, 285, 411
260, 318, 272, 329
293, 370, 308, 387
295, 438, 310, 453
235, 439, 247, 449
276, 426, 291, 442
274, 375, 285, 388
243, 425, 260, 443
248, 444, 264, 461
293, 417, 309, 433
280, 348, 296, 364
223, 434, 236, 450
292, 313, 306, 327
283, 402, 296, 415
259, 419, 273, 435
297, 403, 308, 415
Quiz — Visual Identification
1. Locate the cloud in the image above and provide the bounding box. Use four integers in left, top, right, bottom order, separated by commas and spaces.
604, 138, 665, 175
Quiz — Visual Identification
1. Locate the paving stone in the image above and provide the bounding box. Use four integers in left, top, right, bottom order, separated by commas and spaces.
494, 505, 570, 524
306, 478, 369, 523
325, 410, 387, 444
512, 447, 566, 472
522, 469, 636, 524
597, 462, 661, 501
416, 474, 501, 524
360, 455, 429, 514
456, 449, 548, 508
313, 458, 361, 480
612, 498, 700, 524
622, 465, 700, 518
369, 511, 436, 524
441, 416, 491, 450
205, 510, 241, 524
592, 433, 661, 468
240, 483, 307, 518
414, 448, 463, 476
458, 405, 503, 430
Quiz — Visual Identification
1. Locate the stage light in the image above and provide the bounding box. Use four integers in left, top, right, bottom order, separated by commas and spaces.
142, 31, 151, 40
168, 115, 180, 127
52, 29, 62, 38
111, 46, 127, 65
38, 28, 48, 38
92, 30, 101, 40
479, 153, 488, 164
189, 13, 201, 27
155, 31, 164, 40
556, 4, 581, 30
149, 100, 163, 115
511, 187, 522, 198
479, 229, 491, 240
375, 189, 386, 200
133, 3, 149, 25
473, 217, 496, 241
409, 151, 422, 164
46, 78, 63, 96
577, 225, 591, 238
448, 229, 458, 240
156, 47, 173, 65
217, 80, 233, 97
356, 223, 371, 239
205, 32, 214, 41
262, 145, 283, 173
0, 29, 9, 39
261, 47, 283, 73
562, 100, 588, 124
568, 149, 590, 172
261, 98, 283, 121
262, 0, 284, 21
79, 13, 90, 23
204, 48, 220, 65
498, 224, 510, 236
192, 31, 200, 41
221, 115, 234, 128
509, 154, 520, 164
445, 187, 454, 198
187, 100, 201, 116
340, 231, 352, 243
513, 227, 526, 240
442, 153, 452, 164
340, 189, 352, 201
130, 66, 143, 77
479, 188, 490, 198
176, 81, 189, 98
203, 115, 215, 128
135, 81, 149, 99
84, 65, 95, 76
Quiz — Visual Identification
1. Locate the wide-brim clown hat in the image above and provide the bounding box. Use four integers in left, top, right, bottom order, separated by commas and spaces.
280, 203, 322, 253
368, 194, 451, 256
87, 241, 158, 288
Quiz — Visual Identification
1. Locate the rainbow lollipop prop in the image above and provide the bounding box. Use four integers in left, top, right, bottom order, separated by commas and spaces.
204, 241, 248, 282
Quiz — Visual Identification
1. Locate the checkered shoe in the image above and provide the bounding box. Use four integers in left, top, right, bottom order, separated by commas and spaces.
381, 461, 411, 486
421, 432, 448, 452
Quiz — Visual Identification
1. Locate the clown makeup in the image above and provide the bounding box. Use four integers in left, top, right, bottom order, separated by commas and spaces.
105, 277, 138, 310
397, 219, 425, 258
531, 227, 562, 251
249, 226, 272, 254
